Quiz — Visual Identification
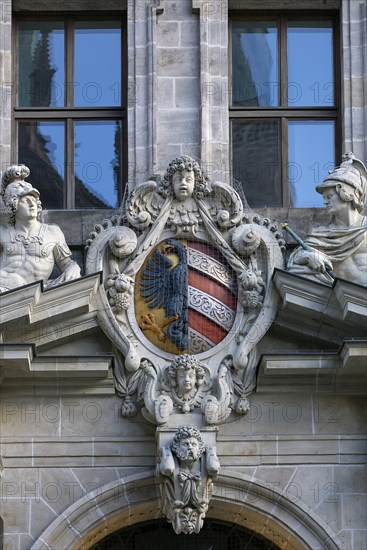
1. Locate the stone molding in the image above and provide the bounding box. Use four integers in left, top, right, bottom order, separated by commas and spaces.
2, 434, 364, 468
333, 278, 367, 323
0, 274, 101, 326
273, 269, 367, 344
257, 340, 367, 394
29, 470, 346, 550
0, 343, 113, 379
0, 274, 114, 394
0, 275, 102, 353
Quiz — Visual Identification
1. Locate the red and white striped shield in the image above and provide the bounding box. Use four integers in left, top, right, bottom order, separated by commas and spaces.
135, 240, 237, 354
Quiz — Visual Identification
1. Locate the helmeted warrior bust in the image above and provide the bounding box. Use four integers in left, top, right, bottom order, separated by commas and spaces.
0, 164, 80, 293
287, 153, 367, 286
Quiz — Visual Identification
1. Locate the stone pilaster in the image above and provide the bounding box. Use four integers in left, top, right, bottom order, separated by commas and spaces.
193, 0, 230, 183
155, 0, 200, 173
342, 0, 367, 163
0, 0, 12, 174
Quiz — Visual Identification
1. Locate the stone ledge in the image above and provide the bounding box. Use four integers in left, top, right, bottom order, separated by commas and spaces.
1, 435, 364, 466
0, 273, 101, 325
257, 340, 367, 394
273, 269, 367, 345
334, 279, 367, 323
0, 344, 115, 396
0, 346, 113, 379
0, 274, 103, 355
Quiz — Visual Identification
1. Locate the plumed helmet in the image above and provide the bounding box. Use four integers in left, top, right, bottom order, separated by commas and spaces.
1, 164, 40, 208
316, 152, 367, 207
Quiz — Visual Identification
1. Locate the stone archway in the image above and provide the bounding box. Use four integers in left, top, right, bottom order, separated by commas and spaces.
30, 470, 345, 550
89, 518, 282, 549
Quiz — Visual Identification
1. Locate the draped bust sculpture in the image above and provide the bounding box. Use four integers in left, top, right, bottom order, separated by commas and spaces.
287, 153, 367, 286
0, 164, 81, 293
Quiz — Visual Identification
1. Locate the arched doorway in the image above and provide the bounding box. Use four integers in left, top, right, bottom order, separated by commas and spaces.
30, 470, 345, 550
90, 518, 281, 549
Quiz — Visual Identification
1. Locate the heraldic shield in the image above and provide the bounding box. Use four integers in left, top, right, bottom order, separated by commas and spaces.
136, 240, 238, 355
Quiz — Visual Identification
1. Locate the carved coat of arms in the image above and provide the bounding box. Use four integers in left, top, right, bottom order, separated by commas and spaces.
86, 156, 284, 418
136, 239, 238, 354
85, 155, 284, 533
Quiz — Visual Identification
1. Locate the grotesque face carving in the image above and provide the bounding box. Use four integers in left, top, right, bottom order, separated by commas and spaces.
171, 426, 206, 463
174, 436, 201, 462
174, 507, 201, 534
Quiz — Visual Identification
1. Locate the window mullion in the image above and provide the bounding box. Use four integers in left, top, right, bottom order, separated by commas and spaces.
279, 15, 288, 108
65, 16, 74, 208
65, 17, 74, 107
281, 116, 290, 208
66, 118, 74, 209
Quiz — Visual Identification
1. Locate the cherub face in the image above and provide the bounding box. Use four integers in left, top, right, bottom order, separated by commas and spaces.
172, 169, 195, 202
177, 367, 197, 394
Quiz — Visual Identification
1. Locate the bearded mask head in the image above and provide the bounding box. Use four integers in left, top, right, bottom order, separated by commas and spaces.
171, 426, 205, 461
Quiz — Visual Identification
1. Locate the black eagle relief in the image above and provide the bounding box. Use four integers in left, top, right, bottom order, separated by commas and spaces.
138, 239, 189, 352
136, 240, 238, 355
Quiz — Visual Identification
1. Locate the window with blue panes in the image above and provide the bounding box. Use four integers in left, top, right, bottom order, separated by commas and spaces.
14, 16, 126, 209
230, 13, 339, 208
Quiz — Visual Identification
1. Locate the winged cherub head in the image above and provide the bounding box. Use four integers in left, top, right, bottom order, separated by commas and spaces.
159, 155, 209, 201
168, 354, 205, 398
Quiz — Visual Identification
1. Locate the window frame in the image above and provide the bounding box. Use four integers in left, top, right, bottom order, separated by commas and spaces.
12, 12, 127, 209
229, 10, 341, 208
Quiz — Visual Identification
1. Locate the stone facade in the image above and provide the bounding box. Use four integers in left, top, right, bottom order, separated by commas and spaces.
0, 1, 366, 550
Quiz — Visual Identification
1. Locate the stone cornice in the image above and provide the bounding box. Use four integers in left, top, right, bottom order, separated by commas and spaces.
0, 274, 116, 393
0, 343, 114, 393
0, 273, 102, 325
257, 340, 367, 394
272, 269, 367, 344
